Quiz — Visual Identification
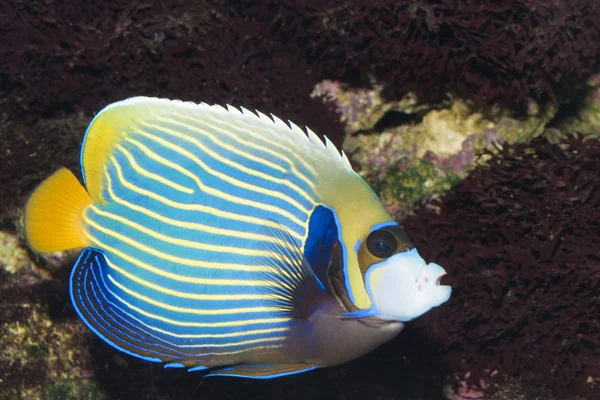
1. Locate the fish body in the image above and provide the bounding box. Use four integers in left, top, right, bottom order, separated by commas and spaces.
25, 97, 451, 378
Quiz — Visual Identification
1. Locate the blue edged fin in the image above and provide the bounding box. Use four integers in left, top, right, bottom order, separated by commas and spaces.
69, 248, 206, 368
206, 363, 320, 379
256, 223, 327, 320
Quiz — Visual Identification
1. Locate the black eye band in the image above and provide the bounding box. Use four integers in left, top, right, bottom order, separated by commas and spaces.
366, 229, 398, 258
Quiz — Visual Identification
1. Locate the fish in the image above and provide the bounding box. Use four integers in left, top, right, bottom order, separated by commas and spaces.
24, 97, 452, 379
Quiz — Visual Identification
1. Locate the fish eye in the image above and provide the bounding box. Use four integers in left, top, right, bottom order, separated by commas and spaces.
366, 229, 398, 258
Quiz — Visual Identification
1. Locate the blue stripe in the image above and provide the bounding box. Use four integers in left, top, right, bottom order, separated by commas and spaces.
86, 213, 301, 267
129, 132, 314, 223
155, 116, 318, 195
103, 159, 307, 238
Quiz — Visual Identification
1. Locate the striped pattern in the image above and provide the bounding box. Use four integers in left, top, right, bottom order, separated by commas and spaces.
70, 248, 290, 365
76, 98, 351, 366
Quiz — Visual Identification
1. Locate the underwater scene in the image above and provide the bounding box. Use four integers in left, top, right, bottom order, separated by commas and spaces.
0, 1, 598, 399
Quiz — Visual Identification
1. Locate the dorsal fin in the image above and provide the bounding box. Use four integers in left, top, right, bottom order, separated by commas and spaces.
80, 97, 353, 203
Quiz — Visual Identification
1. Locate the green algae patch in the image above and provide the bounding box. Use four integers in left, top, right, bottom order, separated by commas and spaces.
371, 160, 461, 218
45, 377, 102, 400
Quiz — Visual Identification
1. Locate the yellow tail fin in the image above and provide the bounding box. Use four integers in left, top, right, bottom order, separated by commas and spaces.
25, 168, 92, 253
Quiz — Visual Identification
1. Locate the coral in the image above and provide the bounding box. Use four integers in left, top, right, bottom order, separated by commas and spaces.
402, 134, 600, 398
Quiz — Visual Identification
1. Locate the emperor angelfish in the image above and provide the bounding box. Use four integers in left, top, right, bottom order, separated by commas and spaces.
24, 97, 451, 379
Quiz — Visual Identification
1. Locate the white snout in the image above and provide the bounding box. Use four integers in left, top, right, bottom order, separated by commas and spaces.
364, 249, 452, 322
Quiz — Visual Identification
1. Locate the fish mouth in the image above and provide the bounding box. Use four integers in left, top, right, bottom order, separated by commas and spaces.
436, 272, 449, 286
416, 263, 451, 294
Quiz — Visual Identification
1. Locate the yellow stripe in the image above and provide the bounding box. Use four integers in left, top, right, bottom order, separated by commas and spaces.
85, 215, 287, 273
106, 256, 285, 302
181, 336, 286, 349
176, 112, 318, 191
89, 205, 299, 264
115, 144, 194, 194
103, 150, 303, 242
184, 344, 283, 355
162, 327, 289, 340
134, 130, 310, 219
109, 287, 291, 329
86, 232, 287, 288
128, 322, 289, 340
201, 112, 319, 177
159, 115, 289, 174
147, 118, 317, 205
109, 156, 306, 236
108, 274, 284, 315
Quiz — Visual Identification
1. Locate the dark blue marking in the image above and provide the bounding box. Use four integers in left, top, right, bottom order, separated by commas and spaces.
89, 261, 145, 344
303, 205, 339, 289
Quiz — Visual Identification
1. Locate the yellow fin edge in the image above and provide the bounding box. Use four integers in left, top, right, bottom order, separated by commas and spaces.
25, 168, 92, 253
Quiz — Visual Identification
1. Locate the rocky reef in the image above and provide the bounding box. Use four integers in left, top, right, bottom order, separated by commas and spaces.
1, 1, 599, 399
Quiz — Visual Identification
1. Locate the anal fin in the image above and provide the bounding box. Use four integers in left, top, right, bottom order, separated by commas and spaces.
70, 248, 204, 366
206, 363, 320, 379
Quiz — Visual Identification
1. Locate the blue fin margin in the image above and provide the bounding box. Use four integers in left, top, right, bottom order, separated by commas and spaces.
205, 363, 320, 379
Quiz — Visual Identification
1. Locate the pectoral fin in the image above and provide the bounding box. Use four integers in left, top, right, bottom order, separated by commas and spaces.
256, 223, 328, 320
